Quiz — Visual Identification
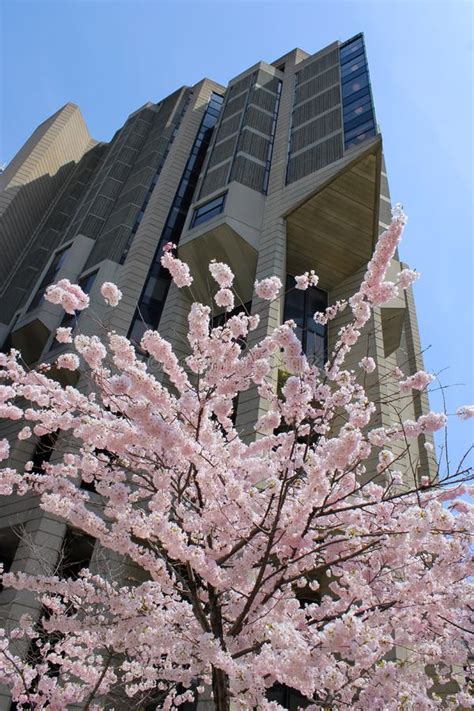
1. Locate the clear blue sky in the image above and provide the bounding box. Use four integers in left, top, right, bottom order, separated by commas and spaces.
1, 0, 473, 468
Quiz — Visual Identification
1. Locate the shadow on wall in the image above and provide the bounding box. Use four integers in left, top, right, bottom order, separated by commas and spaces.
0, 146, 104, 326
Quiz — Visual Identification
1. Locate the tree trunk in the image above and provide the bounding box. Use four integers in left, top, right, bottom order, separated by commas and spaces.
212, 666, 230, 711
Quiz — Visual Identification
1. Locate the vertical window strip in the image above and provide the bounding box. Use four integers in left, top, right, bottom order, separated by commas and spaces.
119, 90, 193, 264
339, 35, 377, 150
262, 80, 282, 194
128, 92, 224, 344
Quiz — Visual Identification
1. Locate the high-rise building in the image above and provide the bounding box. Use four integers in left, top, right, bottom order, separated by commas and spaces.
0, 35, 435, 709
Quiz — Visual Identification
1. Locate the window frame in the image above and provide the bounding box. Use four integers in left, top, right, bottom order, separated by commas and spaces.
191, 192, 227, 228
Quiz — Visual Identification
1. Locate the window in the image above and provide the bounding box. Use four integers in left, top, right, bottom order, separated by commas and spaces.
267, 684, 312, 709
128, 92, 224, 339
339, 35, 376, 150
0, 528, 19, 591
31, 431, 59, 474
60, 527, 95, 579
284, 275, 327, 368
191, 193, 226, 227
27, 246, 71, 312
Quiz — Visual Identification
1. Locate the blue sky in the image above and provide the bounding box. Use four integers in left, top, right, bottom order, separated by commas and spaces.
1, 0, 473, 469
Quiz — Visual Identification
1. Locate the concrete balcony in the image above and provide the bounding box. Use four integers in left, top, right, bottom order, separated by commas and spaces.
284, 137, 383, 292
8, 235, 94, 363
179, 182, 265, 304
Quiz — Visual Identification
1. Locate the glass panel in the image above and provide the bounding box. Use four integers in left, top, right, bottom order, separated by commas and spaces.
129, 92, 224, 339
192, 207, 223, 227
342, 73, 369, 98
283, 284, 305, 329
340, 49, 366, 68
341, 66, 369, 85
306, 285, 327, 315
344, 119, 375, 141
195, 195, 226, 216
344, 127, 376, 148
143, 276, 170, 302
343, 97, 372, 120
340, 38, 364, 58
192, 194, 226, 227
344, 109, 375, 133
341, 58, 367, 78
342, 85, 371, 106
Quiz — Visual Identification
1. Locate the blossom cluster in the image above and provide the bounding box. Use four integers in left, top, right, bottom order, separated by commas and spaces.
0, 209, 472, 710
100, 281, 122, 306
45, 279, 89, 314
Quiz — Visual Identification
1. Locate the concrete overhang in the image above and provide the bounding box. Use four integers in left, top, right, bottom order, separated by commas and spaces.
179, 182, 265, 304
284, 137, 382, 292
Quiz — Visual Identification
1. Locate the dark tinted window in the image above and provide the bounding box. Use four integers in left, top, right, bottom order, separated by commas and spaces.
31, 431, 59, 474
128, 93, 225, 340
284, 275, 327, 368
191, 193, 227, 227
339, 36, 376, 149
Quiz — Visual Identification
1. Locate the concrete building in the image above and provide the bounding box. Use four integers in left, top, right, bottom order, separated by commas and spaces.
0, 35, 435, 709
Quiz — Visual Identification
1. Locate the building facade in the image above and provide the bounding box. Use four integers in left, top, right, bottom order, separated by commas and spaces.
0, 35, 435, 709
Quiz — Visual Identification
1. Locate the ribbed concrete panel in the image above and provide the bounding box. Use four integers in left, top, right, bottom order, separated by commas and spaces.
86, 91, 190, 266
287, 133, 344, 183
291, 108, 342, 152
207, 135, 238, 168
296, 47, 339, 84
292, 86, 341, 127
230, 155, 266, 192
200, 162, 231, 196
1, 142, 105, 323
0, 103, 92, 290
294, 65, 340, 105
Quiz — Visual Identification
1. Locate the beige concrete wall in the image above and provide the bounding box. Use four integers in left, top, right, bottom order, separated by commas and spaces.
0, 103, 92, 291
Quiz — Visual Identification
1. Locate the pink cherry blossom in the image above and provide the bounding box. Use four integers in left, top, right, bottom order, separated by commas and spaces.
45, 279, 90, 314
399, 370, 435, 393
56, 353, 80, 371
161, 250, 193, 288
359, 356, 376, 373
0, 207, 472, 710
214, 288, 234, 312
17, 427, 32, 441
456, 405, 474, 420
55, 327, 73, 344
397, 267, 420, 289
294, 270, 319, 290
209, 261, 234, 289
254, 276, 282, 300
100, 281, 122, 306
0, 439, 9, 461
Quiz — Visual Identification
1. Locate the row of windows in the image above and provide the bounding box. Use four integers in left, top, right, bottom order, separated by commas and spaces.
119, 92, 193, 265
343, 93, 372, 121
339, 36, 376, 150
340, 35, 364, 59
262, 79, 282, 193
128, 93, 225, 345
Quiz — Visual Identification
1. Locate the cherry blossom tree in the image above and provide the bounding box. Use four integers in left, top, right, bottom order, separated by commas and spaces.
0, 206, 472, 710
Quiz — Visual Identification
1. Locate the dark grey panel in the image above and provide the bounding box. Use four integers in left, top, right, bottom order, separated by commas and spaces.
286, 134, 343, 183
